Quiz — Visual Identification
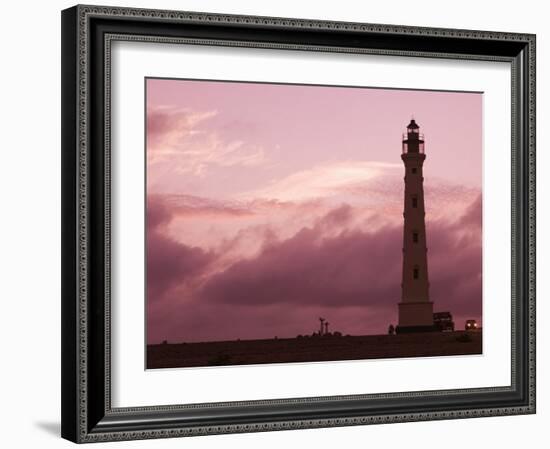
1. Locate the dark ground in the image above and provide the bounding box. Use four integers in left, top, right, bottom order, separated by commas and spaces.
147, 330, 482, 369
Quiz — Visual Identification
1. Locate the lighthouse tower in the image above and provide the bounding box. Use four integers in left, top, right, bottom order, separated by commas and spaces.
396, 119, 435, 334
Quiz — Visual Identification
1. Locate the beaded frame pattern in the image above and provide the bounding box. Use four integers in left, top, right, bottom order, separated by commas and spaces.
73, 4, 535, 442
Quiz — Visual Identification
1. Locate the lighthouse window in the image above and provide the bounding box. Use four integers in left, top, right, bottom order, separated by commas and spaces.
412, 196, 418, 208
413, 267, 419, 279
411, 168, 417, 174
413, 232, 419, 243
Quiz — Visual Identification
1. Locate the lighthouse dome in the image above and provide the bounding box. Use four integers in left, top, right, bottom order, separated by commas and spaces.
407, 119, 419, 129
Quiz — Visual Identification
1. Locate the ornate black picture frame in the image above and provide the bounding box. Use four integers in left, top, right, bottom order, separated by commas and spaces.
61, 4, 536, 443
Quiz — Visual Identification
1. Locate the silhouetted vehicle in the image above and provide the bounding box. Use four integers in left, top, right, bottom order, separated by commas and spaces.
465, 319, 478, 331
433, 312, 455, 332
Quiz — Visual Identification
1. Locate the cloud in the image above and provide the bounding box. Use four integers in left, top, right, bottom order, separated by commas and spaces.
147, 106, 217, 163
236, 161, 480, 226
242, 161, 402, 203
146, 191, 482, 343
197, 196, 481, 313
198, 224, 401, 308
159, 194, 255, 219
146, 196, 215, 302
147, 106, 268, 180
458, 192, 482, 229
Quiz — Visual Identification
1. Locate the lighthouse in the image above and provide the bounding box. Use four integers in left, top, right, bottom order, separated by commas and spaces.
396, 119, 435, 334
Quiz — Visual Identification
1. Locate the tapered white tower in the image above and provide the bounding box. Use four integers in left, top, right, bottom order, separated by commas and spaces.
396, 119, 435, 333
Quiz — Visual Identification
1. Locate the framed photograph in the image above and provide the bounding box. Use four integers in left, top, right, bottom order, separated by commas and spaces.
61, 4, 536, 443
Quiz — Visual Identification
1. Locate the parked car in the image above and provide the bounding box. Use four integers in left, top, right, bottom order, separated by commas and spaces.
433, 312, 454, 331
465, 319, 478, 331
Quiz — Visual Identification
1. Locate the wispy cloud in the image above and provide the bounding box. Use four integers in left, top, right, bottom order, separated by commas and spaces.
242, 161, 402, 203
147, 106, 218, 161
147, 106, 268, 179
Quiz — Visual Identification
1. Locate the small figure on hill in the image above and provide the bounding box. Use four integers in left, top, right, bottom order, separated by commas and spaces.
388, 324, 395, 335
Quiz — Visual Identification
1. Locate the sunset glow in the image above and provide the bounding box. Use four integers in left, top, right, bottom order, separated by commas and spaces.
146, 78, 482, 344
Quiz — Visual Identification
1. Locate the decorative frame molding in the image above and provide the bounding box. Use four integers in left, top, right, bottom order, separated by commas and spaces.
61, 4, 536, 443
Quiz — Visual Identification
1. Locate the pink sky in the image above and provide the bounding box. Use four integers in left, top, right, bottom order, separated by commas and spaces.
146, 78, 482, 344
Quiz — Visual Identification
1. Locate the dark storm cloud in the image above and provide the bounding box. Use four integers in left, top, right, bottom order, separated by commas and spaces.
147, 196, 482, 342
197, 201, 481, 315
428, 193, 482, 318
147, 196, 214, 302
197, 224, 402, 308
